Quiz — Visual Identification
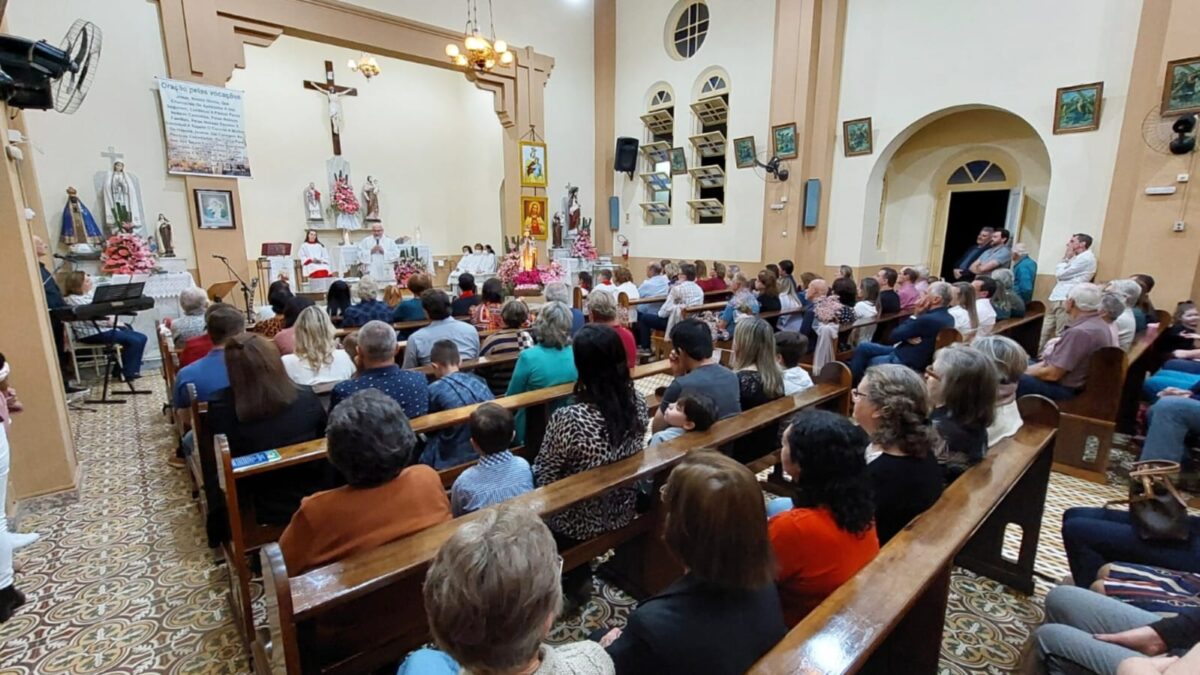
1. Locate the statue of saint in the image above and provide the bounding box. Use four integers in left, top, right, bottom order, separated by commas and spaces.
565, 184, 581, 232
304, 182, 323, 221
551, 212, 563, 249
157, 213, 175, 257
362, 176, 381, 222
60, 186, 104, 246
519, 223, 538, 272
102, 160, 144, 232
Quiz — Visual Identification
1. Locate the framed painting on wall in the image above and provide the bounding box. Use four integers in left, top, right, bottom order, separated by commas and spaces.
842, 117, 873, 156
771, 123, 798, 160
1053, 82, 1103, 134
669, 147, 687, 175
733, 136, 757, 168
194, 189, 235, 229
521, 195, 549, 240
1162, 56, 1200, 115
519, 140, 548, 188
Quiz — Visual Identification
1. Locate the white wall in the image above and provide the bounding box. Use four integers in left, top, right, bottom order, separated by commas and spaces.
228, 36, 504, 258
345, 0, 597, 229
612, 0, 775, 262
827, 0, 1142, 274
10, 0, 193, 263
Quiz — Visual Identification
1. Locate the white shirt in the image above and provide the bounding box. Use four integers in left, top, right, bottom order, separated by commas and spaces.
782, 366, 814, 395
298, 242, 331, 278
615, 281, 640, 301
948, 305, 975, 338
987, 401, 1023, 448
975, 298, 996, 337
357, 234, 400, 282
282, 349, 356, 386
1115, 308, 1136, 351
658, 281, 704, 318
1049, 249, 1097, 302
852, 300, 879, 344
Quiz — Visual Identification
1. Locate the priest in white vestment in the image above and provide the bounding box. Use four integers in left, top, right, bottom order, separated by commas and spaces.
356, 223, 401, 282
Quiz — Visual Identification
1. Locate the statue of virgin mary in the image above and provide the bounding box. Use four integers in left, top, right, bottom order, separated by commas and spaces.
102, 161, 145, 232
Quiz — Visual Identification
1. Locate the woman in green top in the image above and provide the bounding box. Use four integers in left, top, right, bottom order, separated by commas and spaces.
506, 301, 579, 443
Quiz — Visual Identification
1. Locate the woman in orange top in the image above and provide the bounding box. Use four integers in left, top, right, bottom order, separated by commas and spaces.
767, 409, 880, 626
279, 389, 451, 575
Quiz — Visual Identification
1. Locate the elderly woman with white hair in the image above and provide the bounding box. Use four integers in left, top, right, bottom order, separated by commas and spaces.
340, 277, 393, 328
1011, 243, 1037, 304
397, 505, 615, 675
1018, 283, 1116, 400
1105, 278, 1142, 351
170, 287, 209, 349
544, 282, 585, 336
506, 301, 578, 444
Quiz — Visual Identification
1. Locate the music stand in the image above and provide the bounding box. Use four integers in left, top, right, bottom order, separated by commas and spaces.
88, 283, 152, 405
207, 281, 239, 303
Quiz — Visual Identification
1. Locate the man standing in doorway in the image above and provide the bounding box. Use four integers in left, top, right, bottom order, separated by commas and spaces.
1038, 233, 1097, 352
969, 228, 1013, 276
952, 226, 994, 282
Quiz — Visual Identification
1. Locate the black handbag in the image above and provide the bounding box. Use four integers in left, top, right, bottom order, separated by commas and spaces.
1106, 460, 1191, 542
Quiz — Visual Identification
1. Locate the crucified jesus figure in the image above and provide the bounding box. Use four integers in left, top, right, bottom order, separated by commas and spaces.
312, 84, 347, 135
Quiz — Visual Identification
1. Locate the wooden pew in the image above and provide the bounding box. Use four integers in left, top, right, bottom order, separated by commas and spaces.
991, 301, 1046, 356
626, 288, 732, 308
749, 396, 1060, 675
218, 360, 674, 652
410, 352, 522, 380
253, 363, 852, 675
1116, 309, 1173, 434
1054, 310, 1173, 482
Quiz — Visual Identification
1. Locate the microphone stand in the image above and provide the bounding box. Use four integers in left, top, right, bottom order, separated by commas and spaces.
215, 255, 258, 325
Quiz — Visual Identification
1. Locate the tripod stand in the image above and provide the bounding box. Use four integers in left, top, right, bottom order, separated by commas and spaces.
213, 254, 258, 325
83, 317, 151, 405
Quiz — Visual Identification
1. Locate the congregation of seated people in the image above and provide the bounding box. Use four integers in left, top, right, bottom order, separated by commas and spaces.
140, 240, 1200, 675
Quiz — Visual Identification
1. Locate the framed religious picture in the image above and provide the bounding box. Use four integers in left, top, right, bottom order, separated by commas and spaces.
1053, 82, 1103, 134
668, 147, 687, 175
733, 136, 757, 168
772, 123, 798, 160
519, 140, 548, 188
842, 117, 873, 156
1162, 56, 1200, 115
194, 189, 236, 229
521, 195, 549, 240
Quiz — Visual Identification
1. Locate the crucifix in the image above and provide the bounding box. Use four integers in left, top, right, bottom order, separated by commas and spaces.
100, 146, 124, 162
303, 60, 358, 156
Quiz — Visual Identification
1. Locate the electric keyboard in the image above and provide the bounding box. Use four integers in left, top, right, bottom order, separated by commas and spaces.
50, 297, 155, 322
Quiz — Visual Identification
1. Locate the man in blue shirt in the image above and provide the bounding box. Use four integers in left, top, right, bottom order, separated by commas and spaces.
635, 262, 670, 322
341, 277, 394, 328
332, 320, 428, 418
172, 303, 245, 461
1012, 243, 1037, 304
849, 281, 956, 383
421, 340, 494, 469
952, 226, 995, 282
403, 290, 480, 368
969, 228, 1013, 276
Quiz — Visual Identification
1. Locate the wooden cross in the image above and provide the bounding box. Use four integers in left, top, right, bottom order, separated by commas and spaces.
303, 60, 358, 156
100, 145, 124, 163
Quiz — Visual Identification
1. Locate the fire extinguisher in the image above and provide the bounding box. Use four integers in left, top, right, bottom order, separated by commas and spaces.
618, 235, 630, 262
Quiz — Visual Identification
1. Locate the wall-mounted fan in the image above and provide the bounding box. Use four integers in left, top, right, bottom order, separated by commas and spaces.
751, 150, 791, 183
0, 19, 102, 113
1142, 103, 1197, 155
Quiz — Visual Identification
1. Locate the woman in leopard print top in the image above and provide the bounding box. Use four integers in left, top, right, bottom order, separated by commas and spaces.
534, 324, 648, 542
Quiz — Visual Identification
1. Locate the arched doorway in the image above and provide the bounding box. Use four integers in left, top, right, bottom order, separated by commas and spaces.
864, 107, 1051, 277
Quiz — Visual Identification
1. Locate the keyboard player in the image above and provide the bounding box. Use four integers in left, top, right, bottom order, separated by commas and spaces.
61, 271, 148, 382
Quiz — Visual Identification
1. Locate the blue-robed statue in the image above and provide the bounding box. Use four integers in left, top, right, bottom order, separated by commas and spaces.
61, 186, 104, 245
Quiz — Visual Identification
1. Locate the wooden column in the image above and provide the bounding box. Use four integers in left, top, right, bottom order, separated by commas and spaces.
593, 0, 617, 256
0, 106, 77, 502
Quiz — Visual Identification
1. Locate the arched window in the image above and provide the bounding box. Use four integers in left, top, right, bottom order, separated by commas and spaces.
947, 160, 1007, 185
688, 69, 728, 223
639, 84, 676, 225
666, 1, 709, 60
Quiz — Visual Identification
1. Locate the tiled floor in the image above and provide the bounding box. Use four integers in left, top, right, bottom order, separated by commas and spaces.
0, 374, 1130, 673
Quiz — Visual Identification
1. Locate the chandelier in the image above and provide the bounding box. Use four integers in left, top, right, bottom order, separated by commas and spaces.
445, 0, 513, 73
347, 53, 381, 81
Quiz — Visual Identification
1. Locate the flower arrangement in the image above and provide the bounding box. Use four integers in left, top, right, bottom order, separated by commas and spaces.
101, 233, 157, 275
570, 218, 597, 261
331, 174, 359, 214
393, 255, 428, 286
496, 248, 523, 285
814, 296, 845, 324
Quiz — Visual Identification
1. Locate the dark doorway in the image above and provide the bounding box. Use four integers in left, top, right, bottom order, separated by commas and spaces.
939, 189, 1010, 280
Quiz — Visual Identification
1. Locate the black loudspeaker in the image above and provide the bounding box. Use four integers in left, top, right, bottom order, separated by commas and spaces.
614, 137, 639, 177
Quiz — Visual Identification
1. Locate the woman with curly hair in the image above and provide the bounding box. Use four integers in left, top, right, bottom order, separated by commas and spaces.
854, 364, 944, 544
767, 410, 880, 626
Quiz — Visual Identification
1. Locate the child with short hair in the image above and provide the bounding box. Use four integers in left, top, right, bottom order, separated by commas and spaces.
450, 403, 533, 516
775, 332, 814, 395
649, 391, 719, 446
421, 340, 495, 469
